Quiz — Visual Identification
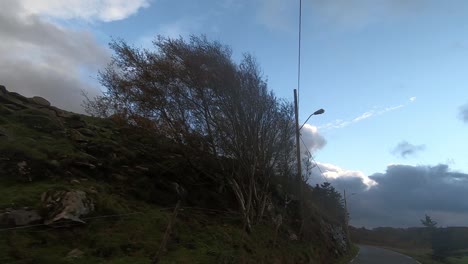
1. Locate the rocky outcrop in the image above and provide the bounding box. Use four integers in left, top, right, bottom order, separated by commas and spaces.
0, 189, 95, 227
321, 220, 349, 255
0, 85, 73, 118
41, 190, 95, 225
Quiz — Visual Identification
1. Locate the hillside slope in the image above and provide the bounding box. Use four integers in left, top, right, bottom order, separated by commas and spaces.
0, 85, 351, 264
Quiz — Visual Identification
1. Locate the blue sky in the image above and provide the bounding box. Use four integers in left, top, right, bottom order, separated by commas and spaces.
90, 0, 468, 175
2, 0, 468, 227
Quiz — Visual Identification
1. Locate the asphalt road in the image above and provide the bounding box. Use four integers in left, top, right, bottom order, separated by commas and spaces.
350, 245, 421, 264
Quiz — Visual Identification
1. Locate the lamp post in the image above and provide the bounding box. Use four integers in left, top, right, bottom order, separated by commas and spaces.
294, 89, 324, 193
293, 89, 324, 235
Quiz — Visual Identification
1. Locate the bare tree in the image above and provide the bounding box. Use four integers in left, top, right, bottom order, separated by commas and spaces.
84, 35, 296, 232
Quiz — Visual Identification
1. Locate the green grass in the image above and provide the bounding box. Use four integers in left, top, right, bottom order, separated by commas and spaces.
0, 201, 316, 264
383, 247, 468, 264
447, 256, 468, 264
0, 186, 330, 264
0, 195, 170, 264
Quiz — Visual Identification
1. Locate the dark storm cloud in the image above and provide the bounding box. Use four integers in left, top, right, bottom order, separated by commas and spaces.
320, 164, 468, 228
0, 0, 110, 113
459, 103, 468, 123
391, 141, 425, 158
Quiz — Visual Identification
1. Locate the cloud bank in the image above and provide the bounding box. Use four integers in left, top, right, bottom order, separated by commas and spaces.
0, 0, 152, 112
391, 141, 426, 158
318, 163, 468, 228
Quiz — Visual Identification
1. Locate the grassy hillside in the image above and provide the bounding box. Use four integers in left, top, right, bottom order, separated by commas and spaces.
0, 85, 354, 263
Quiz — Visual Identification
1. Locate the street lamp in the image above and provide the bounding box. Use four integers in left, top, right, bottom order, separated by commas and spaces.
299, 108, 325, 131
294, 89, 325, 189
294, 89, 325, 237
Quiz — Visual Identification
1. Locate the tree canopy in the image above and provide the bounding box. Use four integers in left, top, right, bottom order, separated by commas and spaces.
84, 35, 346, 233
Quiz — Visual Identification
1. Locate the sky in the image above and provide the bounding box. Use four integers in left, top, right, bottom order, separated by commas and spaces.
1, 0, 468, 228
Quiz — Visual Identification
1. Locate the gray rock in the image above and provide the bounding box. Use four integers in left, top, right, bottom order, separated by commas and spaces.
69, 130, 88, 143
73, 161, 96, 170
289, 232, 298, 241
321, 220, 349, 255
135, 165, 149, 172
41, 190, 94, 225
49, 106, 73, 118
70, 179, 81, 184
0, 209, 42, 226
66, 248, 84, 259
30, 96, 51, 107
77, 128, 96, 137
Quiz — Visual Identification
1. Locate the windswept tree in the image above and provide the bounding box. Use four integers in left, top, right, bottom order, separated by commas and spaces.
420, 214, 449, 260
421, 214, 437, 229
84, 35, 296, 231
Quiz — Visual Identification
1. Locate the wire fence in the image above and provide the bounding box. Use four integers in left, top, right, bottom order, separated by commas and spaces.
0, 206, 243, 233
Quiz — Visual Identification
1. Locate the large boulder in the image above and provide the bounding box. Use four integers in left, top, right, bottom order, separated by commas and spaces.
41, 190, 94, 225
30, 96, 51, 107
0, 208, 42, 226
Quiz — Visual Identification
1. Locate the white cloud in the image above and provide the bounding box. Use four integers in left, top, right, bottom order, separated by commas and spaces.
352, 111, 374, 122
410, 96, 416, 102
319, 103, 404, 130
314, 162, 377, 188
18, 0, 151, 22
300, 124, 326, 154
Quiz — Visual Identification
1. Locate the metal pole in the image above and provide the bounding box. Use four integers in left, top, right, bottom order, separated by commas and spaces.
294, 89, 304, 237
294, 89, 302, 195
